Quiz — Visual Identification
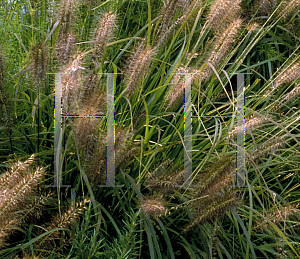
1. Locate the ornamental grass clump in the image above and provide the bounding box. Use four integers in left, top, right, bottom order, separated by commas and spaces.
2, 0, 300, 257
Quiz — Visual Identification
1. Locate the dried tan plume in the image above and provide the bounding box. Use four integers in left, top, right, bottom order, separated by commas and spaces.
40, 199, 90, 249
203, 19, 242, 81
31, 42, 48, 89
278, 0, 300, 20
139, 195, 168, 217
61, 51, 85, 114
255, 0, 278, 15
254, 203, 300, 230
0, 156, 46, 249
123, 43, 155, 97
228, 114, 270, 139
281, 83, 300, 106
93, 11, 116, 61
273, 60, 300, 89
165, 67, 200, 110
206, 0, 241, 33
55, 0, 76, 65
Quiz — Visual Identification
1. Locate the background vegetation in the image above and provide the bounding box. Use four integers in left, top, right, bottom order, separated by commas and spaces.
0, 0, 300, 258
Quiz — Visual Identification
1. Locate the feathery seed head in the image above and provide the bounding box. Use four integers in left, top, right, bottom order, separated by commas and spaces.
192, 155, 236, 198
184, 191, 241, 232
57, 0, 76, 35
250, 136, 287, 162
61, 51, 85, 114
228, 114, 269, 139
123, 43, 155, 97
146, 159, 173, 179
278, 0, 300, 20
93, 11, 117, 60
206, 0, 241, 32
41, 199, 90, 249
56, 33, 75, 66
281, 83, 300, 106
0, 154, 35, 191
274, 60, 300, 89
165, 67, 188, 111
139, 195, 167, 217
165, 67, 200, 111
156, 0, 186, 45
0, 167, 45, 219
46, 199, 90, 231
244, 114, 269, 131
76, 92, 106, 154
0, 219, 20, 248
255, 203, 300, 230
211, 18, 242, 57
31, 43, 48, 89
18, 192, 52, 224
246, 22, 259, 32
0, 157, 45, 248
115, 140, 138, 172
203, 19, 242, 81
255, 0, 278, 15
80, 72, 99, 104
55, 0, 76, 65
145, 160, 185, 195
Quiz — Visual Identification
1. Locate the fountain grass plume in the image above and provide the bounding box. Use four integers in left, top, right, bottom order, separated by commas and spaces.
255, 0, 278, 15
145, 159, 185, 195
61, 51, 85, 114
123, 42, 155, 97
183, 191, 241, 232
40, 199, 90, 249
206, 0, 241, 33
55, 0, 76, 65
93, 11, 117, 62
183, 155, 241, 232
0, 155, 46, 248
31, 42, 48, 90
139, 194, 168, 218
203, 18, 242, 80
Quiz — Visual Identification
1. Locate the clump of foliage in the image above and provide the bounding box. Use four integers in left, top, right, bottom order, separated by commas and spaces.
0, 0, 300, 258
